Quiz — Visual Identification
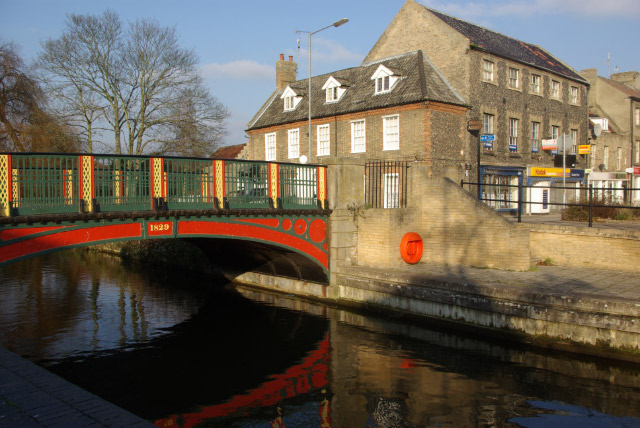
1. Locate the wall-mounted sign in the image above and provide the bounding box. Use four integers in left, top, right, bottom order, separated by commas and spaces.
541, 139, 557, 150
480, 134, 495, 142
578, 144, 591, 155
467, 120, 482, 132
509, 145, 517, 151
635, 167, 640, 175
483, 142, 493, 149
529, 167, 585, 179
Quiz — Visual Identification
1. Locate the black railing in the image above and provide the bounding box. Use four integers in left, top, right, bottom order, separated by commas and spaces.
365, 161, 409, 209
461, 179, 640, 227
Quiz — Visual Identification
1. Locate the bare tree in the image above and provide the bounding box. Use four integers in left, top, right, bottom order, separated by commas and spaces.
38, 11, 125, 153
0, 41, 41, 151
0, 41, 78, 152
37, 11, 228, 156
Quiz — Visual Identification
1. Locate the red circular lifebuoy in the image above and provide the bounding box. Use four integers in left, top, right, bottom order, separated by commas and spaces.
400, 232, 423, 264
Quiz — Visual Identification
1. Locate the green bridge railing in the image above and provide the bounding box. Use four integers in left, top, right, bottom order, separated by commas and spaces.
0, 153, 328, 217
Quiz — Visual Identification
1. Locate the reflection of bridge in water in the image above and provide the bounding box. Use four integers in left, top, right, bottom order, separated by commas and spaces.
155, 334, 330, 428
0, 153, 330, 280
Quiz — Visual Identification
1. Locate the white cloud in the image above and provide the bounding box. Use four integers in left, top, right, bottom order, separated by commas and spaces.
200, 60, 274, 81
422, 0, 640, 18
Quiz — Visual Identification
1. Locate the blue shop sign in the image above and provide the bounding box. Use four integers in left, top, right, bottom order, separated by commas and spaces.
480, 134, 495, 142
570, 169, 584, 178
483, 141, 493, 149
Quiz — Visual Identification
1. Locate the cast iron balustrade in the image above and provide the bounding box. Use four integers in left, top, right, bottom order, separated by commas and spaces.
0, 153, 328, 217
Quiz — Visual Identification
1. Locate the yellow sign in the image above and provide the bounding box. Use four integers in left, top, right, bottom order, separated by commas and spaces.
529, 167, 569, 177
578, 145, 591, 155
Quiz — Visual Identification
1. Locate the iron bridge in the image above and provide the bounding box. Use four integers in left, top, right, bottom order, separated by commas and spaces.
0, 153, 330, 279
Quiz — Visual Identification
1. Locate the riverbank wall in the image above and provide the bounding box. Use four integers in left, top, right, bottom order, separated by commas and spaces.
226, 161, 640, 361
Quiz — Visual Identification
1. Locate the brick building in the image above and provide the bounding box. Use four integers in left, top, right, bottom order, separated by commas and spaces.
581, 69, 640, 203
364, 0, 590, 213
246, 51, 468, 181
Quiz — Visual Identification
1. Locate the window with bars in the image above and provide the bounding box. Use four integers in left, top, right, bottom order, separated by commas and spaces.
265, 133, 276, 161
288, 128, 299, 159
383, 115, 399, 150
351, 120, 366, 153
317, 124, 330, 157
365, 161, 408, 209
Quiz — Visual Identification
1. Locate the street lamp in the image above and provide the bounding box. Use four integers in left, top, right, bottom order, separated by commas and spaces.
297, 18, 348, 163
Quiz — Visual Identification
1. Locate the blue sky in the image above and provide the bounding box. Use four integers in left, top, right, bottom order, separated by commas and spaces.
2, 0, 639, 149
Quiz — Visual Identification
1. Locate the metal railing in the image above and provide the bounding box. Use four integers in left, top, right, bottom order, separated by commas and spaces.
0, 153, 328, 217
365, 161, 409, 209
461, 179, 640, 227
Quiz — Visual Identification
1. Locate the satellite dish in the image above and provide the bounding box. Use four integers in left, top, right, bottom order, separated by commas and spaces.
594, 124, 602, 138
598, 163, 606, 172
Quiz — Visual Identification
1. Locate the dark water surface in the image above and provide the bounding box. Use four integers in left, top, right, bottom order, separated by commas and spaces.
1, 251, 640, 427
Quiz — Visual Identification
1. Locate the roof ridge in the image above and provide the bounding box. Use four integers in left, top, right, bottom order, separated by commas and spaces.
424, 6, 529, 47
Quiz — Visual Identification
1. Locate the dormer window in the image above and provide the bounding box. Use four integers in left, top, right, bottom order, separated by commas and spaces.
284, 96, 295, 111
327, 87, 339, 102
377, 76, 390, 93
280, 86, 302, 112
371, 64, 399, 95
322, 76, 347, 103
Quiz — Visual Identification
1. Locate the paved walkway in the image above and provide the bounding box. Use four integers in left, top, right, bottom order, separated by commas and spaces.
505, 212, 640, 232
0, 347, 154, 428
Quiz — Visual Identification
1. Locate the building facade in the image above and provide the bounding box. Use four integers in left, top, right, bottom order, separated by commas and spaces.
246, 51, 469, 179
363, 0, 590, 213
581, 69, 640, 203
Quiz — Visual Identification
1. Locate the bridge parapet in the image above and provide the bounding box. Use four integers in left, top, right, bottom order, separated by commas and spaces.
0, 153, 328, 217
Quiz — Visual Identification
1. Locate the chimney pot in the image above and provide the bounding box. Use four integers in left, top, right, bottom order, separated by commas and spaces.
280, 53, 284, 61
289, 56, 293, 62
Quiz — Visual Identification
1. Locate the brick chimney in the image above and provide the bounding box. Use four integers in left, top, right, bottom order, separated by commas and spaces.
611, 71, 640, 90
276, 53, 297, 90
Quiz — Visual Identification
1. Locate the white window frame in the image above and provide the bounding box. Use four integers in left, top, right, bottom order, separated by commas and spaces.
617, 147, 622, 170
636, 140, 640, 164
383, 115, 399, 151
287, 128, 299, 159
482, 60, 494, 83
508, 68, 519, 89
350, 119, 366, 153
551, 125, 560, 140
531, 74, 541, 95
551, 80, 561, 100
603, 146, 609, 170
531, 121, 540, 153
571, 129, 578, 154
376, 76, 390, 94
383, 173, 400, 209
265, 132, 276, 161
317, 124, 330, 157
570, 86, 579, 105
509, 118, 518, 152
591, 145, 597, 168
326, 86, 339, 102
636, 107, 640, 125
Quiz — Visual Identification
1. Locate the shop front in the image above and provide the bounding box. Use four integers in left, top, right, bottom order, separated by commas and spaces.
588, 171, 628, 203
479, 166, 525, 213
527, 167, 585, 214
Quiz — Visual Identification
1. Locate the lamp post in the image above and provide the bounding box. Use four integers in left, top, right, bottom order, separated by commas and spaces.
297, 18, 348, 163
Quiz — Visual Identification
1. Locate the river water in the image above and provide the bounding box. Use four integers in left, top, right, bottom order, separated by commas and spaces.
1, 251, 640, 428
